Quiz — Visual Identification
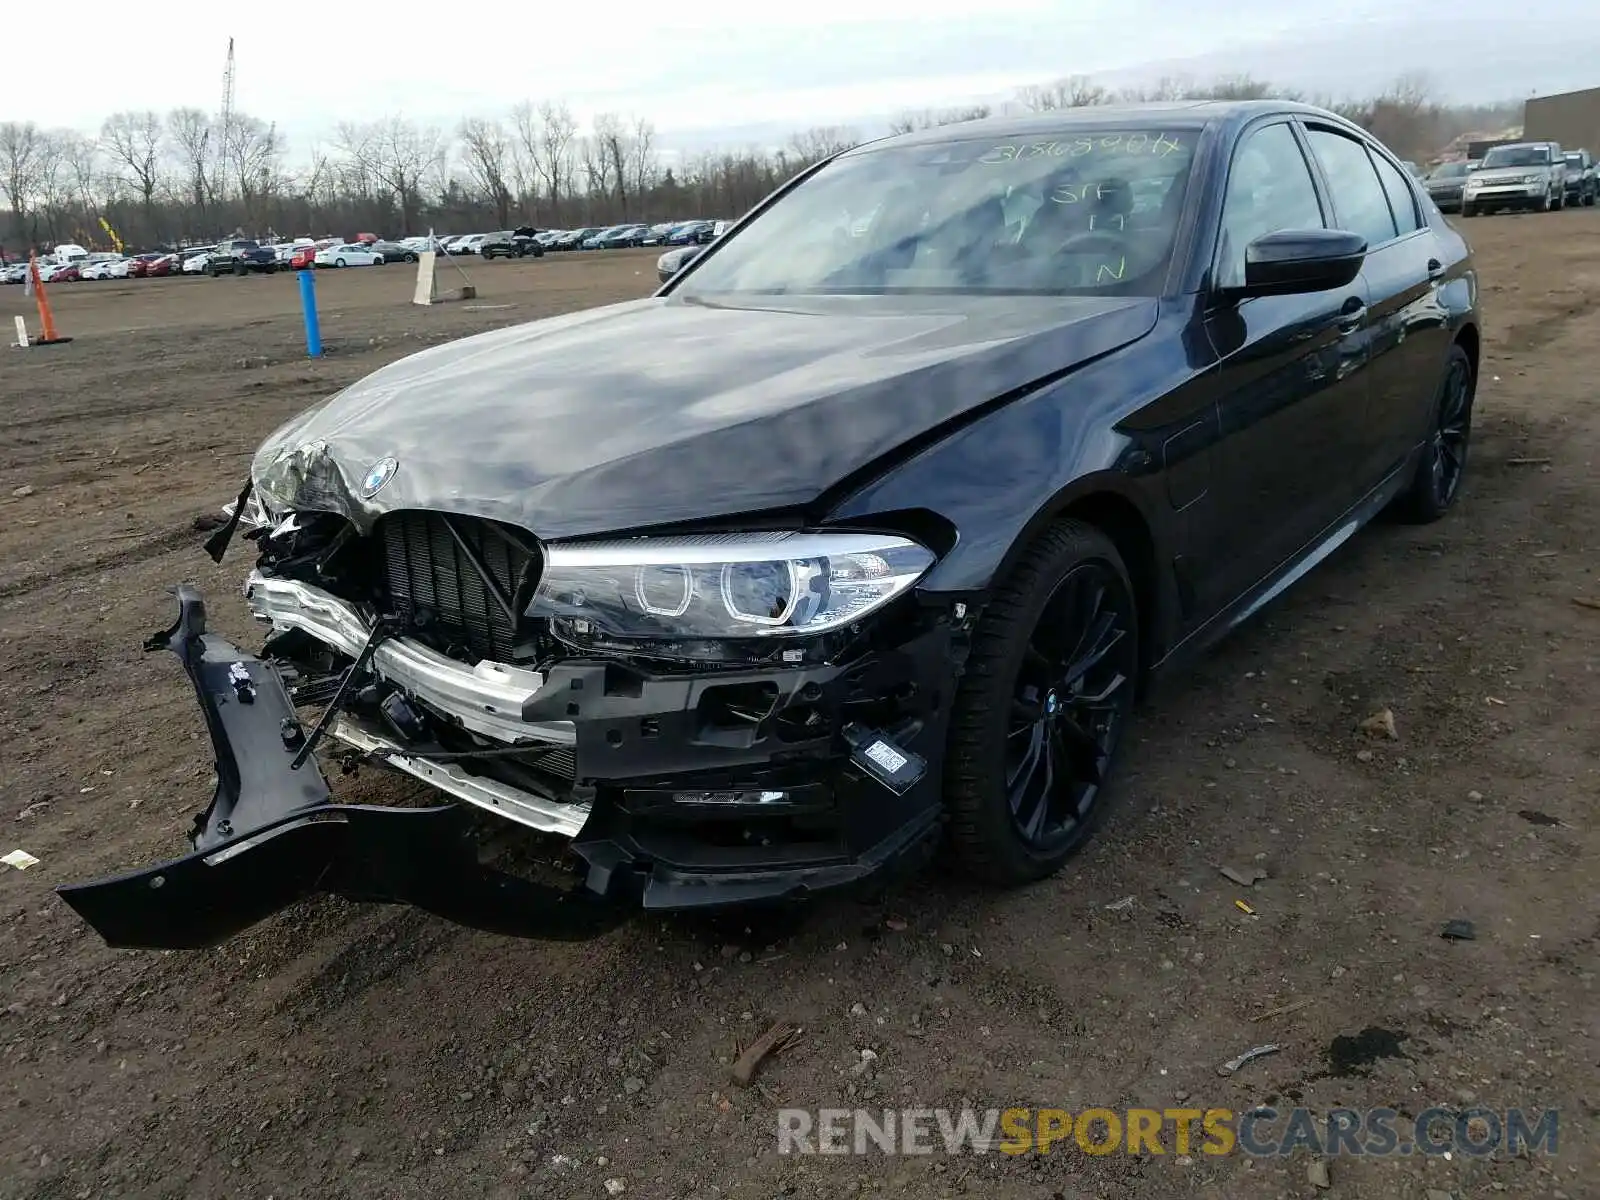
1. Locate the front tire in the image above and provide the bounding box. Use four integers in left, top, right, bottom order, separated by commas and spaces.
944, 521, 1140, 885
1394, 343, 1475, 523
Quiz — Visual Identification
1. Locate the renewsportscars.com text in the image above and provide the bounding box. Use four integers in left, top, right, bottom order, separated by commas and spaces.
776, 1106, 1560, 1158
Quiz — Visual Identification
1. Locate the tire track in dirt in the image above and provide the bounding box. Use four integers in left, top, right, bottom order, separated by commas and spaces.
0, 521, 208, 601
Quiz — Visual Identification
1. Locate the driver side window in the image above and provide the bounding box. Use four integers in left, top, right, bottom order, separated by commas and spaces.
1216, 123, 1325, 289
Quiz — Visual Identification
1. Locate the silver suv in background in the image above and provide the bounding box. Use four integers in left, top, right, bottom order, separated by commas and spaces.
1461, 141, 1567, 215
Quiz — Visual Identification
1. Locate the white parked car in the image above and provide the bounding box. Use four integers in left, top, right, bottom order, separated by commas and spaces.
450, 234, 487, 255
105, 258, 133, 279
182, 253, 214, 274
313, 243, 384, 268
80, 260, 121, 280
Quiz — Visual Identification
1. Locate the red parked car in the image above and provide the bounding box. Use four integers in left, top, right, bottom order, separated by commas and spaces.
144, 254, 179, 277
128, 253, 166, 278
290, 244, 317, 270
53, 263, 83, 282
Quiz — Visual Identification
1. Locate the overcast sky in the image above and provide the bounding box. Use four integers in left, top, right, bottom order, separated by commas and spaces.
2, 0, 1594, 155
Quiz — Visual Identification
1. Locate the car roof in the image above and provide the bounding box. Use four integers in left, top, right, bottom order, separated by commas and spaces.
846, 99, 1345, 155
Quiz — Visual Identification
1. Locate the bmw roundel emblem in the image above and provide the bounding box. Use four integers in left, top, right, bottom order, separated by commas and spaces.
360, 456, 399, 498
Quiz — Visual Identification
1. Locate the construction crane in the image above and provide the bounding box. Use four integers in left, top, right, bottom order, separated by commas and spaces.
215, 37, 235, 204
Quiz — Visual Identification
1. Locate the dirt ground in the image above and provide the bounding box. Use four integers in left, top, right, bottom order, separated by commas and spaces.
1, 227, 1596, 1200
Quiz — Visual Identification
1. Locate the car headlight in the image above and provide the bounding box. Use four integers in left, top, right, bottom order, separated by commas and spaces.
527, 532, 935, 642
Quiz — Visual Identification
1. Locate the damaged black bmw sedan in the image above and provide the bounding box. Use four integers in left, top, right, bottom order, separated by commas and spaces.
62, 102, 1480, 948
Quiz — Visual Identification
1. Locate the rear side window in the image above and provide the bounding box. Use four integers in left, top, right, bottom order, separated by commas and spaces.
1370, 151, 1422, 234
1305, 128, 1398, 247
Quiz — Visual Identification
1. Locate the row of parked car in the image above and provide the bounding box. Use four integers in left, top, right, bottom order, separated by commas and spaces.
432, 219, 729, 256
1421, 141, 1598, 216
3, 218, 732, 286
0, 235, 428, 284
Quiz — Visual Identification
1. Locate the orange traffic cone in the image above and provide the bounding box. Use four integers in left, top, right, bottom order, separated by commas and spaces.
25, 253, 73, 346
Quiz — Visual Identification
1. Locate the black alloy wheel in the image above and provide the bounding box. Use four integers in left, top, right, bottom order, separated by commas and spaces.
1395, 342, 1475, 523
945, 521, 1140, 884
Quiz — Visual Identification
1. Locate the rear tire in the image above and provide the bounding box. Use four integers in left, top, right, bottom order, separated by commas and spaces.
1394, 343, 1474, 524
944, 521, 1140, 885
1459, 203, 1475, 217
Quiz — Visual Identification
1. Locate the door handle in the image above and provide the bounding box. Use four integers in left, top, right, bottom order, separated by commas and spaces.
1427, 257, 1445, 281
1336, 298, 1367, 334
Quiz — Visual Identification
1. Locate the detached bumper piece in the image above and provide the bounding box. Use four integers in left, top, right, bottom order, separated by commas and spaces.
55, 586, 625, 950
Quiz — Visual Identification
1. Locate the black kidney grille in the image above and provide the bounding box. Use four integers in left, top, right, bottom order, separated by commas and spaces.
379, 511, 537, 662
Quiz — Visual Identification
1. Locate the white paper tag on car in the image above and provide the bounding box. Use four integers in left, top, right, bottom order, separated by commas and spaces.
863, 741, 909, 774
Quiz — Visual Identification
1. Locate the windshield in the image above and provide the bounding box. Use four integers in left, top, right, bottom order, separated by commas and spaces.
1565, 153, 1584, 166
1430, 162, 1470, 179
676, 127, 1199, 296
1482, 146, 1551, 168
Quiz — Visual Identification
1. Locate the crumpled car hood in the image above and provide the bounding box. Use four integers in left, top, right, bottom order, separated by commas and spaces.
252, 292, 1157, 539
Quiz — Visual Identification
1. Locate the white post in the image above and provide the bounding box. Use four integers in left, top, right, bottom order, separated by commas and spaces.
412, 250, 437, 306
13, 315, 27, 348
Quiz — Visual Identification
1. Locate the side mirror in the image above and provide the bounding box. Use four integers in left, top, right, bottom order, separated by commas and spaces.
1225, 229, 1367, 300
658, 246, 702, 284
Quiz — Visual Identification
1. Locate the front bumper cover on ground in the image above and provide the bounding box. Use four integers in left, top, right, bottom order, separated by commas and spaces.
57, 586, 944, 949
55, 586, 629, 949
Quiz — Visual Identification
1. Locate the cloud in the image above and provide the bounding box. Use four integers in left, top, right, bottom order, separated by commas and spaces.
4, 0, 1592, 153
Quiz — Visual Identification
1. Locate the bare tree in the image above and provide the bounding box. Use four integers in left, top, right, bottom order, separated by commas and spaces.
1016, 76, 1109, 111
1195, 74, 1279, 101
627, 116, 657, 205
459, 116, 514, 227
1118, 76, 1195, 103
36, 133, 77, 242
577, 134, 610, 218
888, 104, 992, 134
508, 102, 539, 208
101, 111, 165, 227
592, 112, 633, 216
534, 101, 578, 209
335, 116, 442, 234
227, 114, 282, 218
0, 121, 44, 244
786, 126, 861, 168
167, 107, 212, 216
55, 131, 105, 245
0, 66, 1526, 250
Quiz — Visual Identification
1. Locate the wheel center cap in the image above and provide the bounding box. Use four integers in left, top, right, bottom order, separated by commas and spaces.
1045, 691, 1061, 716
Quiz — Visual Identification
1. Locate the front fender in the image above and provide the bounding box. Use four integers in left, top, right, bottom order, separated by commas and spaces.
826, 342, 1181, 597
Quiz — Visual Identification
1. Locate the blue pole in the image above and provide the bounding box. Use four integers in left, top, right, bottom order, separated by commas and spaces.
297, 268, 323, 358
